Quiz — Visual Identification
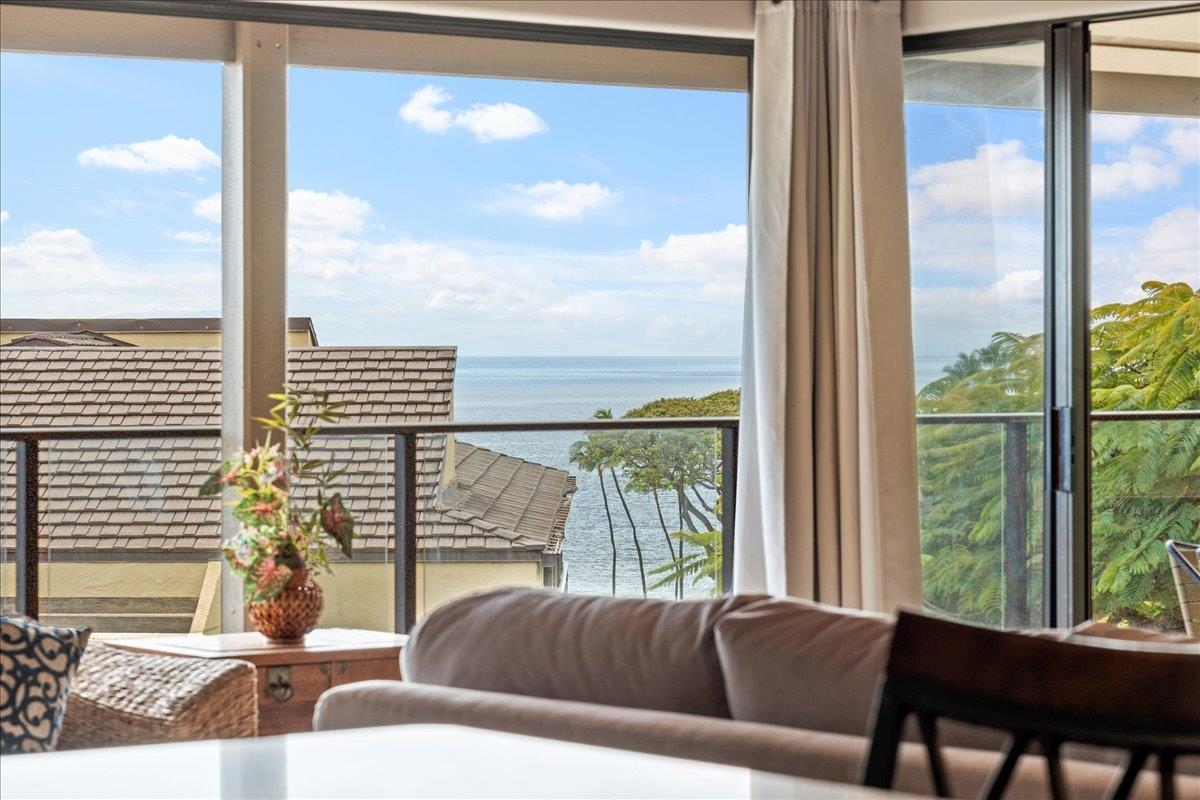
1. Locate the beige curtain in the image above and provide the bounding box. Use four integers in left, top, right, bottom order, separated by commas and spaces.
733, 0, 922, 612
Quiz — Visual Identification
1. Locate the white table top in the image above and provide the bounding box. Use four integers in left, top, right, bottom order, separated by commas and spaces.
1, 724, 919, 799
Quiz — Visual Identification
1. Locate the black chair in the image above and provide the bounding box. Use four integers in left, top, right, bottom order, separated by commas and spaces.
861, 610, 1200, 800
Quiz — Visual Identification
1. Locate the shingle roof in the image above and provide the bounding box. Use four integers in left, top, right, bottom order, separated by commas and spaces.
5, 331, 134, 347
0, 347, 574, 557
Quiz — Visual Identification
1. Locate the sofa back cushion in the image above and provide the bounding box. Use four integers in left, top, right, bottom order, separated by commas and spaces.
403, 588, 765, 718
714, 598, 896, 736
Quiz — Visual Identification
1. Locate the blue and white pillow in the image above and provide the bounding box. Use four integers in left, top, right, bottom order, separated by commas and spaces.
0, 615, 90, 754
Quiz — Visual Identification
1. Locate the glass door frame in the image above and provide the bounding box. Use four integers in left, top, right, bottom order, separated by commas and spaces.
904, 4, 1196, 628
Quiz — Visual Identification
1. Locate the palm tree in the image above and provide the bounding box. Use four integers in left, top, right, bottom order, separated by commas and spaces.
589, 410, 648, 597
568, 433, 619, 596
649, 530, 723, 595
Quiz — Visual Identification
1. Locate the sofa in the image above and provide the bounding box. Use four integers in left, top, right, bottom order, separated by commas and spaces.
314, 588, 1199, 799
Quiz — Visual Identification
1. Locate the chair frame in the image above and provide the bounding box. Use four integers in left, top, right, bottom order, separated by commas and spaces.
861, 612, 1200, 800
1166, 540, 1200, 637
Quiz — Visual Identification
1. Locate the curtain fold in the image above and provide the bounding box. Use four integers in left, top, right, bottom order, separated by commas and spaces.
734, 0, 921, 613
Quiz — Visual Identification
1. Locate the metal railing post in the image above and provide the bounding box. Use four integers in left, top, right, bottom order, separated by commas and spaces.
719, 424, 738, 594
393, 433, 418, 634
1002, 420, 1030, 629
15, 439, 39, 619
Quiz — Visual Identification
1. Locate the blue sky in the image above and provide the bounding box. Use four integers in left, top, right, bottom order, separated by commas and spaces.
1, 51, 1196, 362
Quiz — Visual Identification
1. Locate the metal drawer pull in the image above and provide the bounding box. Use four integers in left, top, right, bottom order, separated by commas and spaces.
267, 667, 294, 703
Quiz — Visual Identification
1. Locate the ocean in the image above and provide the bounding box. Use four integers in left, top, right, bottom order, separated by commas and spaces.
451, 356, 951, 598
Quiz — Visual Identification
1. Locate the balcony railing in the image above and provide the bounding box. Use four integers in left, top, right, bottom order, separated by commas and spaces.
0, 417, 739, 633
916, 408, 1200, 628
3, 409, 1195, 633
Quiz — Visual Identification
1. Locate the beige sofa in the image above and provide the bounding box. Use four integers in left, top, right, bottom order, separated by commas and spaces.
314, 588, 1199, 799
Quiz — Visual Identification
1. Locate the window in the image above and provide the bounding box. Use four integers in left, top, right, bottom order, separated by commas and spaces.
287, 54, 747, 622
1, 48, 223, 634
903, 42, 1047, 628
904, 10, 1200, 630
1088, 11, 1200, 631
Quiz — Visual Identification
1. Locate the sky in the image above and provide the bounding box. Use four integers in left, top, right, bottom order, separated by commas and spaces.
1, 51, 1197, 363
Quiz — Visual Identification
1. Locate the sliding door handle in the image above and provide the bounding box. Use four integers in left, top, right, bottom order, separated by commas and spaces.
1050, 406, 1072, 493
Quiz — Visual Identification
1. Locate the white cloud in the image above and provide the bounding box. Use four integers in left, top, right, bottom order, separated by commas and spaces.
194, 193, 221, 223
1092, 115, 1143, 144
165, 230, 217, 245
487, 181, 614, 221
1165, 120, 1200, 164
289, 189, 372, 233
0, 210, 8, 224
909, 140, 1043, 217
398, 85, 547, 143
639, 224, 747, 274
398, 85, 454, 134
1135, 206, 1200, 286
0, 227, 218, 317
77, 135, 219, 172
1092, 146, 1179, 198
454, 102, 548, 143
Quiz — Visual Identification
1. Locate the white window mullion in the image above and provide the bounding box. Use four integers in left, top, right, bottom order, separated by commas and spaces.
221, 21, 289, 632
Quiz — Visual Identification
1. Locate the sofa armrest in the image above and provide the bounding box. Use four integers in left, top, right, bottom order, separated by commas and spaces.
315, 681, 1185, 800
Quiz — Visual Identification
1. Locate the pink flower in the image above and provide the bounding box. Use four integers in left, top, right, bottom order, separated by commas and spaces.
219, 465, 240, 485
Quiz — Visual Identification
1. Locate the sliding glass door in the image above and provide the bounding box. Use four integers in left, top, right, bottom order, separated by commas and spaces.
903, 42, 1047, 629
1087, 10, 1199, 632
904, 8, 1199, 630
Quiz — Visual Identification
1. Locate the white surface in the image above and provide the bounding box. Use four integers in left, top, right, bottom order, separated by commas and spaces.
1, 724, 913, 799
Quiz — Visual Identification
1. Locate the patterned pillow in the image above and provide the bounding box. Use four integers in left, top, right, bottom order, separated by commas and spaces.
0, 615, 90, 754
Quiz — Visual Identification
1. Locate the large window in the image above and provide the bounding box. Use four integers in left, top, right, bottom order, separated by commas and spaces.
287, 61, 747, 623
1, 3, 750, 638
1, 49, 223, 635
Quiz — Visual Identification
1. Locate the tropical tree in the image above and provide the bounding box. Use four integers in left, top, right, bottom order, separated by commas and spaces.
572, 390, 737, 598
1089, 282, 1200, 626
568, 417, 621, 596
919, 281, 1199, 629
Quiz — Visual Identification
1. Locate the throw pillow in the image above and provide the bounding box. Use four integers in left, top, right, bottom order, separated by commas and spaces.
1, 615, 90, 754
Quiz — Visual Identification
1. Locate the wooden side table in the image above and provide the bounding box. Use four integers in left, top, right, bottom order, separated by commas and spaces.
111, 628, 407, 736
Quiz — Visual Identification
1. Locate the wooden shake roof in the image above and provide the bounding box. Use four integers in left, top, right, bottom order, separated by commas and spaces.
0, 346, 574, 558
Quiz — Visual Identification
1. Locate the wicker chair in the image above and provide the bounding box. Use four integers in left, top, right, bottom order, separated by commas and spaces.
57, 643, 257, 749
1166, 540, 1200, 637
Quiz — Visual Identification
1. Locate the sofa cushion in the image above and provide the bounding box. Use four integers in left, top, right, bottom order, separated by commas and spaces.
714, 598, 1009, 753
403, 588, 765, 717
713, 597, 894, 736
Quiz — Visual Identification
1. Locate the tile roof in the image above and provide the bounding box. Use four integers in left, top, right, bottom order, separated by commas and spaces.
1, 347, 574, 557
5, 331, 135, 347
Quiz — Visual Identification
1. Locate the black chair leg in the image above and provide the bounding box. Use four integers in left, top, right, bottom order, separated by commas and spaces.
983, 732, 1031, 800
1042, 737, 1068, 800
917, 711, 952, 798
1105, 748, 1148, 800
1159, 752, 1176, 800
861, 690, 908, 791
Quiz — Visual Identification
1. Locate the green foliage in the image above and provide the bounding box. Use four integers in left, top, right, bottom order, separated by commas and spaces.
571, 390, 737, 597
920, 282, 1199, 629
199, 388, 357, 603
649, 530, 723, 594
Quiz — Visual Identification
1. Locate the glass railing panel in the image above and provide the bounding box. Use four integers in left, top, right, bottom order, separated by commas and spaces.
917, 415, 1045, 629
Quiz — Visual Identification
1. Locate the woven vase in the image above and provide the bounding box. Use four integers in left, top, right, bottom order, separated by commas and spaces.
248, 569, 324, 643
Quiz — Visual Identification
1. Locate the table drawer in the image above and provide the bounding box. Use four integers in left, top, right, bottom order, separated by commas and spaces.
330, 656, 402, 686
257, 663, 330, 736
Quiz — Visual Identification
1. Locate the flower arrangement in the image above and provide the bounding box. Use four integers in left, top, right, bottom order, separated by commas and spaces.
199, 389, 355, 604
